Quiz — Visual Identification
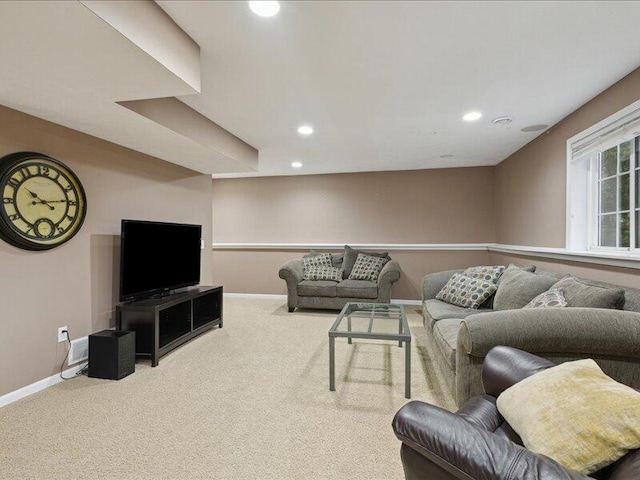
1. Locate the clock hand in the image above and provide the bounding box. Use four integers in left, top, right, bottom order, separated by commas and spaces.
30, 198, 55, 210
26, 189, 40, 199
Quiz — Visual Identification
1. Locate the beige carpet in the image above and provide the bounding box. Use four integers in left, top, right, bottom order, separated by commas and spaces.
0, 297, 455, 480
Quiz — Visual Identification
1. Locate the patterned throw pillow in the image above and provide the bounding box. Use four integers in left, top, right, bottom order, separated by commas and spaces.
524, 288, 568, 309
463, 265, 505, 284
303, 265, 342, 282
348, 253, 389, 281
436, 273, 498, 309
302, 252, 332, 273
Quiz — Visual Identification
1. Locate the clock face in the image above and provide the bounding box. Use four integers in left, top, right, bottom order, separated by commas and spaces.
0, 152, 87, 250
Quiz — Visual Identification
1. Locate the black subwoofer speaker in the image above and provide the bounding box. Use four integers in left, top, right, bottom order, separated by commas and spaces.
88, 330, 135, 380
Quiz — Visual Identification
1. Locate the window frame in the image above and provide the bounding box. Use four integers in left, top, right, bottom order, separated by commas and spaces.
589, 137, 637, 253
566, 98, 640, 257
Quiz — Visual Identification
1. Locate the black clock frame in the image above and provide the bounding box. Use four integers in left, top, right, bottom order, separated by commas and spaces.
0, 151, 87, 251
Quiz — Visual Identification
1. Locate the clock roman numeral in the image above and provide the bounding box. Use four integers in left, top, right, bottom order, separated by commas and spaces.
68, 200, 76, 206
66, 214, 75, 221
2, 197, 13, 204
38, 165, 50, 176
19, 167, 33, 179
57, 226, 65, 234
7, 178, 19, 188
9, 213, 19, 221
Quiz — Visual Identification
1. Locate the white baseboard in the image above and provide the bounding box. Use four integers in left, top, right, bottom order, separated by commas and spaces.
391, 299, 422, 306
223, 293, 287, 300
0, 363, 86, 409
223, 293, 421, 305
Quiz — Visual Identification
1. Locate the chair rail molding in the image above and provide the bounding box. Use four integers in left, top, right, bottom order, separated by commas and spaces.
212, 242, 640, 270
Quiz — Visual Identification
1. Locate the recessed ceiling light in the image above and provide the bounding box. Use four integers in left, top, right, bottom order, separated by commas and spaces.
521, 124, 549, 133
248, 1, 280, 17
297, 125, 313, 135
291, 161, 302, 168
440, 154, 454, 159
463, 111, 482, 122
492, 116, 513, 125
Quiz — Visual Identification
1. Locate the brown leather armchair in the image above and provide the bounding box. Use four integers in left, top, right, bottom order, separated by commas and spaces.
392, 346, 640, 480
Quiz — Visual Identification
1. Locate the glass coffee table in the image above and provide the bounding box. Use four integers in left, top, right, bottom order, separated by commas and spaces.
328, 302, 411, 398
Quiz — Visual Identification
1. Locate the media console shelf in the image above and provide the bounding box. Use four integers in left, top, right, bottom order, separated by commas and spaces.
117, 285, 223, 367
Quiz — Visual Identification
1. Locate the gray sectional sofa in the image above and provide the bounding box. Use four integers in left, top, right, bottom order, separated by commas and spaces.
422, 265, 640, 407
279, 248, 401, 312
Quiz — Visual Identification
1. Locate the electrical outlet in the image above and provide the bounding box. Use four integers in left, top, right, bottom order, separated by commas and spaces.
57, 326, 68, 343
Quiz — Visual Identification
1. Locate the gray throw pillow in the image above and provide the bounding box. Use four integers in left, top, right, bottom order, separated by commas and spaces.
348, 253, 389, 281
493, 265, 558, 311
550, 277, 625, 309
483, 264, 536, 309
342, 245, 389, 278
436, 273, 497, 309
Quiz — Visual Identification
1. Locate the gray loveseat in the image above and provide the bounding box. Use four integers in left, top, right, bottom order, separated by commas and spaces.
422, 266, 640, 407
279, 248, 401, 312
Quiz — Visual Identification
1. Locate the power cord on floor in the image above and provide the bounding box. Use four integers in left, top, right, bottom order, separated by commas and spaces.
59, 330, 89, 380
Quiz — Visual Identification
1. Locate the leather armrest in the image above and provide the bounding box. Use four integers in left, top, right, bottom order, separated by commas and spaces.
482, 346, 555, 397
392, 401, 590, 480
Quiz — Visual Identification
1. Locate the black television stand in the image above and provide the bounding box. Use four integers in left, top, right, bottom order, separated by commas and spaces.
117, 285, 223, 367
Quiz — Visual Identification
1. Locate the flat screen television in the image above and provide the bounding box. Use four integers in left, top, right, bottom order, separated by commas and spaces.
120, 219, 202, 302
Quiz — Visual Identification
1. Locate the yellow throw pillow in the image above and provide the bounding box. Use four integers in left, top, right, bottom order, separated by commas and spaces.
496, 359, 640, 475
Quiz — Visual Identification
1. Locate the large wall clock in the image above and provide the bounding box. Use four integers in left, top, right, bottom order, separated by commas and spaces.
0, 152, 87, 251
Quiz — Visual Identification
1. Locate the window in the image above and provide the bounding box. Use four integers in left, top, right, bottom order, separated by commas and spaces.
567, 99, 640, 255
596, 139, 636, 249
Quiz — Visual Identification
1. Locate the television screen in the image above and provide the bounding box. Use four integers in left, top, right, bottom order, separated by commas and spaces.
120, 220, 202, 301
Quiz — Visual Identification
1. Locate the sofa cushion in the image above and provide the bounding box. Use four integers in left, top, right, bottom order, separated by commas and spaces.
424, 299, 482, 320
484, 264, 537, 309
348, 253, 389, 281
342, 245, 389, 278
551, 276, 625, 309
297, 280, 337, 297
436, 273, 497, 309
497, 359, 640, 475
523, 288, 568, 309
493, 266, 558, 311
432, 318, 464, 370
303, 265, 342, 282
336, 279, 378, 299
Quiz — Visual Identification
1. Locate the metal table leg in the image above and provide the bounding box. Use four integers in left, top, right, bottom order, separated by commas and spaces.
329, 335, 335, 391
347, 315, 352, 344
405, 339, 411, 399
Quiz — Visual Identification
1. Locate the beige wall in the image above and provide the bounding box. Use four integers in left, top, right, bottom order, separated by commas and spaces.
0, 105, 213, 397
212, 168, 495, 298
213, 168, 495, 244
214, 249, 491, 300
489, 252, 640, 290
496, 67, 640, 247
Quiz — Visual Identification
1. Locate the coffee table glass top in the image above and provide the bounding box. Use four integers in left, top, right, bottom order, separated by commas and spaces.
330, 303, 409, 338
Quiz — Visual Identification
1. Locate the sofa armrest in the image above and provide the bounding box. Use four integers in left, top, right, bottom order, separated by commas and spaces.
279, 259, 304, 310
481, 346, 556, 397
379, 260, 401, 286
421, 269, 462, 301
278, 258, 304, 284
393, 401, 589, 480
459, 308, 640, 360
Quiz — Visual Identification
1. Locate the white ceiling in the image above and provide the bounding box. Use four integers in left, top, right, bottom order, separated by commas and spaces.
2, 1, 640, 177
